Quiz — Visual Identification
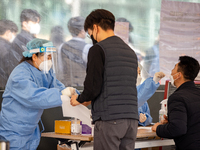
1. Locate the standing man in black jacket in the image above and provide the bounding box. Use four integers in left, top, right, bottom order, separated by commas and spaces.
152, 56, 200, 150
0, 19, 18, 90
70, 9, 138, 150
12, 9, 41, 64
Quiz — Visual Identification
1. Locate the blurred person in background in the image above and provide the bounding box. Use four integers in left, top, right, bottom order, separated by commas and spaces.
0, 19, 18, 90
49, 25, 65, 50
116, 17, 144, 62
143, 30, 160, 78
116, 17, 134, 45
57, 16, 92, 86
12, 9, 41, 64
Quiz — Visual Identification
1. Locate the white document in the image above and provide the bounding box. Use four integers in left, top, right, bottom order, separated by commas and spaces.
61, 95, 92, 127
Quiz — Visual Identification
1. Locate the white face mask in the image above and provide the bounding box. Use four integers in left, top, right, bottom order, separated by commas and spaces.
30, 23, 40, 34
39, 60, 52, 73
169, 72, 179, 87
9, 34, 16, 43
136, 74, 142, 86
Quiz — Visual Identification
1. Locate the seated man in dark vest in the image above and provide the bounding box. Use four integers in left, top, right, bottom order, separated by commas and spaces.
57, 16, 92, 86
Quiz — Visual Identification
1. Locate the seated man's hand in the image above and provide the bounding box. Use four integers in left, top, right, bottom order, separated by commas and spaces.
62, 87, 75, 97
70, 95, 80, 106
139, 113, 147, 123
152, 122, 162, 132
161, 115, 168, 124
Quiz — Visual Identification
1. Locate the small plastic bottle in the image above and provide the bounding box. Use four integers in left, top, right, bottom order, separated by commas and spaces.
159, 99, 167, 122
71, 118, 82, 135
159, 103, 165, 122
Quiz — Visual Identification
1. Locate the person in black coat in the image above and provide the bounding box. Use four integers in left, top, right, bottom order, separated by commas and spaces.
0, 19, 18, 90
12, 9, 41, 63
152, 56, 200, 150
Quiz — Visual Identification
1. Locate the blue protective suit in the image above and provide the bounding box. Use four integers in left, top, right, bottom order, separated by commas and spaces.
0, 61, 65, 150
137, 77, 160, 126
137, 77, 160, 108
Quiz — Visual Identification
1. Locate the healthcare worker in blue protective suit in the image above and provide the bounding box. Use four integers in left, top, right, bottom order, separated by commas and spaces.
137, 65, 165, 126
0, 38, 76, 150
135, 66, 165, 150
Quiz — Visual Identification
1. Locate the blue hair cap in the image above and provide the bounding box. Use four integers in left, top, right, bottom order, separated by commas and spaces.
22, 38, 53, 58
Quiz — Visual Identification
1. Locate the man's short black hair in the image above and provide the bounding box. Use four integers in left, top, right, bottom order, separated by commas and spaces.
177, 56, 200, 81
20, 9, 41, 25
84, 9, 115, 32
0, 19, 18, 35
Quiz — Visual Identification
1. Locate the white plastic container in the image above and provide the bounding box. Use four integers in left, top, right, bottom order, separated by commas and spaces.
71, 118, 82, 135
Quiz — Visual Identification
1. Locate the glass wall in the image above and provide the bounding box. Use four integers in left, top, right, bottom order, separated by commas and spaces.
0, 0, 200, 87
0, 0, 163, 48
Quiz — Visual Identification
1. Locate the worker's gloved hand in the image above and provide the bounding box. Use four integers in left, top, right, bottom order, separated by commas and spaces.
61, 87, 76, 97
139, 113, 147, 123
153, 72, 165, 84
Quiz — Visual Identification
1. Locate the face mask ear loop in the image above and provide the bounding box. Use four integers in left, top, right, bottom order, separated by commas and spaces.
173, 72, 180, 81
35, 61, 39, 69
178, 72, 181, 79
38, 57, 42, 63
35, 56, 42, 70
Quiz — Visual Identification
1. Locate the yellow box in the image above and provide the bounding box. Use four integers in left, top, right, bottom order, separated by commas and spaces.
55, 120, 71, 134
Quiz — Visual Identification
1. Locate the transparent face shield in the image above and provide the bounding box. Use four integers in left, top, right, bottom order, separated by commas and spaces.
28, 46, 57, 74
38, 46, 57, 74
137, 62, 151, 86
